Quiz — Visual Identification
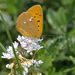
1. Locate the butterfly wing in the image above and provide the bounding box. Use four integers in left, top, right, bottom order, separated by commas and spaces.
27, 5, 43, 38
16, 12, 39, 38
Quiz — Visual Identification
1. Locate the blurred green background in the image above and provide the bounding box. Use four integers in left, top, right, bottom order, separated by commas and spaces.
0, 0, 75, 75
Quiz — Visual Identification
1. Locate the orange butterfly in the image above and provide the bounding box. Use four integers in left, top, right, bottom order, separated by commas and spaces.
16, 5, 43, 39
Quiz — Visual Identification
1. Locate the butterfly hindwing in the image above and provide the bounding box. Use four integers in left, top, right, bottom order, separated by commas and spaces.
16, 12, 39, 38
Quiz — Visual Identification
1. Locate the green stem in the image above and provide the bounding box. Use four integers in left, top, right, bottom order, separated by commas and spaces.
0, 42, 7, 52
14, 65, 16, 75
0, 11, 22, 75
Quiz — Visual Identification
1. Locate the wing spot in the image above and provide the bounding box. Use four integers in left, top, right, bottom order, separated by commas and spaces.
38, 25, 39, 27
37, 20, 40, 22
38, 30, 39, 31
23, 22, 26, 24
35, 13, 39, 15
29, 19, 32, 22
31, 17, 33, 20
29, 17, 33, 22
34, 16, 36, 18
39, 15, 41, 16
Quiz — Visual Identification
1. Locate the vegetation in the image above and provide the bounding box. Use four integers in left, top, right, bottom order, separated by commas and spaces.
0, 0, 75, 75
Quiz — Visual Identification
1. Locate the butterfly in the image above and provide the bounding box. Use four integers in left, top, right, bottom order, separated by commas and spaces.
16, 5, 43, 39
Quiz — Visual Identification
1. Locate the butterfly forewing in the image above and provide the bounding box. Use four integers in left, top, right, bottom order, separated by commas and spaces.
27, 5, 43, 38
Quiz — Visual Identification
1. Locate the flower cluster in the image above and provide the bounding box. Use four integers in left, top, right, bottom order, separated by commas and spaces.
17, 35, 43, 55
1, 41, 18, 59
1, 35, 43, 75
22, 59, 43, 74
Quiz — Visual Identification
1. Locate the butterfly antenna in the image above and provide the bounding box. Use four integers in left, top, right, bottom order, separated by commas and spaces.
43, 34, 64, 38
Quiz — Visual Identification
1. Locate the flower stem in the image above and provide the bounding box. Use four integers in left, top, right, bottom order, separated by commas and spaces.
0, 11, 22, 75
32, 50, 38, 59
14, 65, 16, 75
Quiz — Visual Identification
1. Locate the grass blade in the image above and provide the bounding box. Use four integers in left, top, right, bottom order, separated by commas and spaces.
0, 11, 22, 75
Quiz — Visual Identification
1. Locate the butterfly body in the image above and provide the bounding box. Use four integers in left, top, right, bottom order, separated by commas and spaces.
16, 5, 43, 39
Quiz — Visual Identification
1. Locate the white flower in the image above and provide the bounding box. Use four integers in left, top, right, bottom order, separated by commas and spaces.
6, 63, 14, 69
17, 35, 22, 42
17, 35, 43, 54
19, 54, 22, 57
32, 60, 36, 63
27, 61, 33, 67
38, 60, 43, 64
22, 62, 27, 67
22, 60, 33, 69
24, 67, 28, 73
22, 66, 28, 74
37, 73, 42, 75
1, 45, 18, 59
17, 35, 27, 42
22, 59, 43, 74
30, 52, 33, 55
20, 41, 27, 48
23, 71, 27, 75
1, 52, 14, 59
34, 60, 43, 67
6, 64, 10, 68
1, 46, 15, 59
7, 46, 13, 53
13, 41, 18, 49
34, 38, 43, 42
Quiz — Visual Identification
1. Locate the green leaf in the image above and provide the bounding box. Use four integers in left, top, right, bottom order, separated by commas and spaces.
69, 56, 75, 64
61, 0, 73, 5
46, 8, 58, 29
63, 67, 75, 73
38, 53, 52, 69
69, 27, 75, 36
0, 71, 7, 75
57, 7, 67, 32
46, 8, 63, 34
0, 12, 14, 26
